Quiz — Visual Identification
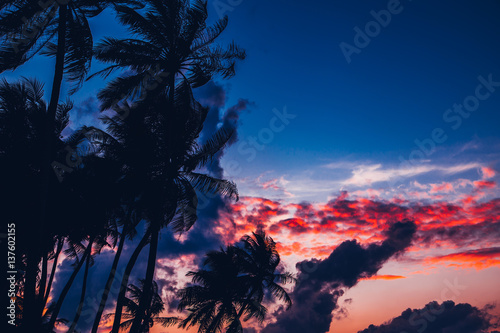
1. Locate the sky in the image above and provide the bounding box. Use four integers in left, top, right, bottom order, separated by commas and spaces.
3, 0, 500, 332
207, 2, 500, 330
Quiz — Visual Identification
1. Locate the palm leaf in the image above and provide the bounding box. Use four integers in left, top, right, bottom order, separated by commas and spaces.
186, 127, 234, 171
188, 172, 238, 200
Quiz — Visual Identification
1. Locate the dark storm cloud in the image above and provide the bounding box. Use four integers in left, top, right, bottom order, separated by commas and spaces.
357, 301, 499, 333
202, 98, 252, 178
262, 220, 417, 333
157, 194, 226, 260
195, 81, 226, 108
196, 81, 252, 179
222, 98, 254, 145
419, 219, 500, 249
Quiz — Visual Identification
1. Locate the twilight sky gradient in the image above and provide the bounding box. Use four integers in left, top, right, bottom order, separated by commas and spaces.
211, 2, 500, 330
3, 0, 500, 332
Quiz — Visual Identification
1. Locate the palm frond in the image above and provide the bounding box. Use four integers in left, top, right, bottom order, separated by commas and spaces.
152, 316, 181, 327
188, 172, 238, 201
97, 72, 150, 110
186, 127, 234, 171
191, 16, 228, 52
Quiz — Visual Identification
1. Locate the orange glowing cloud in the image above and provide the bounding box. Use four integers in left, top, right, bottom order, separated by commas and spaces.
425, 247, 500, 270
360, 275, 406, 281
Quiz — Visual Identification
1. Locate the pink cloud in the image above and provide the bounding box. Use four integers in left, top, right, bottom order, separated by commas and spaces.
430, 182, 454, 194
481, 167, 496, 179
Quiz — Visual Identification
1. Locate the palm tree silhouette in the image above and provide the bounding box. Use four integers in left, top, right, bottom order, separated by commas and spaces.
88, 1, 245, 329
0, 2, 141, 328
229, 231, 295, 332
90, 203, 141, 333
178, 246, 249, 333
45, 152, 125, 332
0, 0, 143, 91
1, 1, 247, 330
89, 0, 245, 110
88, 82, 239, 332
42, 237, 64, 312
0, 77, 75, 329
104, 280, 179, 332
178, 231, 295, 333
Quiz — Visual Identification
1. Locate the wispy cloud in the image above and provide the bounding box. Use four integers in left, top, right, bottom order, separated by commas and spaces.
341, 163, 482, 187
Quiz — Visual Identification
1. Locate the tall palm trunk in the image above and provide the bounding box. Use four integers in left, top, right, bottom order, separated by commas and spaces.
23, 255, 40, 330
130, 75, 176, 332
229, 288, 258, 332
38, 251, 48, 311
47, 235, 93, 332
25, 5, 68, 330
68, 250, 91, 333
42, 238, 64, 311
91, 222, 130, 333
46, 4, 68, 124
111, 231, 150, 333
130, 226, 159, 332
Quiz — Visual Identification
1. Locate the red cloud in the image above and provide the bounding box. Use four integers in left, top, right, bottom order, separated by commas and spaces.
226, 195, 498, 236
216, 192, 500, 267
425, 247, 500, 270
269, 218, 310, 235
473, 180, 496, 190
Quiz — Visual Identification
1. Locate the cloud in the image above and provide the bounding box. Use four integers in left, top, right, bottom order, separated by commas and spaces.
430, 182, 455, 193
222, 98, 254, 145
197, 82, 253, 178
360, 274, 406, 281
342, 163, 482, 187
262, 220, 417, 333
61, 97, 103, 138
219, 192, 500, 262
195, 81, 226, 108
255, 175, 294, 198
474, 180, 496, 190
424, 247, 500, 270
482, 167, 496, 179
357, 301, 499, 333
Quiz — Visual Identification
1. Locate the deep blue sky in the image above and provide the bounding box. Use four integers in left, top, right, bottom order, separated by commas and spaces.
207, 0, 500, 186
